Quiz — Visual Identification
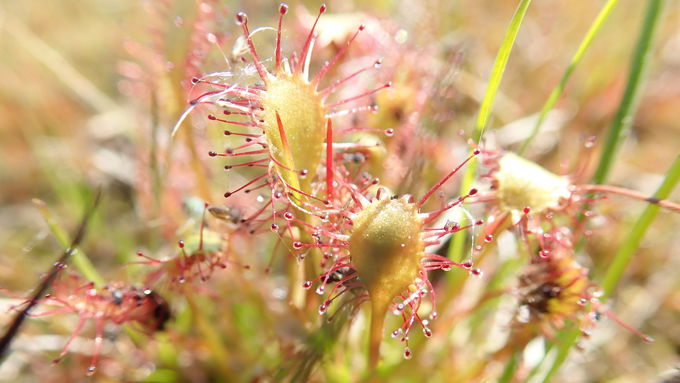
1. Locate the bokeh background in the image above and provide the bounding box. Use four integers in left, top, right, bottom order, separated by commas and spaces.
1, 0, 679, 382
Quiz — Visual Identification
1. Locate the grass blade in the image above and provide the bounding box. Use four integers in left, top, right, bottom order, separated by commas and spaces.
3, 19, 117, 113
473, 0, 532, 143
536, 153, 678, 382
33, 198, 106, 286
533, 1, 667, 380
591, 0, 665, 185
498, 351, 519, 383
448, 0, 532, 263
518, 0, 620, 155
601, 154, 680, 297
0, 190, 101, 359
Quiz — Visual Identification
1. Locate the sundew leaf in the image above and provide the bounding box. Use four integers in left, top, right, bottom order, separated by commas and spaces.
531, 161, 676, 377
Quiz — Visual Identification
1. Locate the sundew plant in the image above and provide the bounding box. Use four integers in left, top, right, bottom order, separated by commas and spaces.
1, 0, 680, 382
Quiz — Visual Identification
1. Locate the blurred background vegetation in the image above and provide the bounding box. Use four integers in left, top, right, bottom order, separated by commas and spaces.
1, 0, 679, 382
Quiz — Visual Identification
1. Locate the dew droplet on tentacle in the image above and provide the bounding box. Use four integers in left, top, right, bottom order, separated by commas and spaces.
235, 12, 247, 26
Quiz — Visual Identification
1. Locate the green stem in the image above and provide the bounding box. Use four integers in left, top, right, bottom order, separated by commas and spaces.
449, 0, 532, 263
518, 0, 620, 155
591, 0, 665, 185
368, 300, 389, 370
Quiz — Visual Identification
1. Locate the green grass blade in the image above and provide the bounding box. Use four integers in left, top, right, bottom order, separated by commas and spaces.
448, 0, 532, 263
33, 199, 106, 287
524, 341, 554, 382
537, 328, 580, 383
473, 0, 532, 143
591, 0, 665, 185
537, 152, 679, 382
518, 0, 620, 155
4, 18, 117, 113
601, 154, 680, 297
534, 1, 667, 380
498, 352, 519, 383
